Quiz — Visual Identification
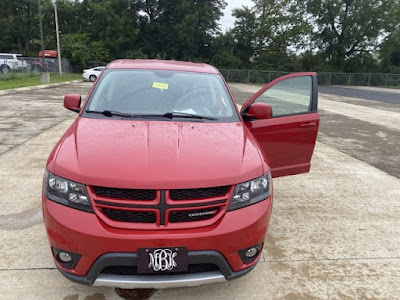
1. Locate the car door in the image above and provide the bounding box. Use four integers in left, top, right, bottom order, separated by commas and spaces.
240, 72, 319, 178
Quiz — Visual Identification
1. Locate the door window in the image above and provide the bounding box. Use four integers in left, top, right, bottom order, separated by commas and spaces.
0, 55, 14, 60
254, 76, 312, 117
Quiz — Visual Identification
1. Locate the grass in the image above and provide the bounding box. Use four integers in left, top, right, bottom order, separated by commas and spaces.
0, 73, 82, 90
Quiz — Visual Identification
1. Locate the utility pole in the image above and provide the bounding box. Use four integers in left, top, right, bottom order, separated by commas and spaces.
52, 0, 62, 75
38, 0, 50, 83
38, 0, 45, 71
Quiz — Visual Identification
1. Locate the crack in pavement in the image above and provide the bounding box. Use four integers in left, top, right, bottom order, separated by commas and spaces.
259, 257, 400, 264
0, 267, 56, 272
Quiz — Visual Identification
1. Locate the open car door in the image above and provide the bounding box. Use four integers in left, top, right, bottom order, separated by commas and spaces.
240, 73, 319, 178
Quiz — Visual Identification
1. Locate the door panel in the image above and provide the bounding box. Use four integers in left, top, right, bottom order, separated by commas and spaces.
245, 113, 319, 177
241, 73, 319, 178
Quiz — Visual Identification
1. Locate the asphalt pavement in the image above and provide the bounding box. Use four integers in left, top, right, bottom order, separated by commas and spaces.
319, 85, 400, 104
0, 82, 399, 299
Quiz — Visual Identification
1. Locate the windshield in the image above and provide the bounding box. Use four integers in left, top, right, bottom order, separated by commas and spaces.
83, 69, 239, 122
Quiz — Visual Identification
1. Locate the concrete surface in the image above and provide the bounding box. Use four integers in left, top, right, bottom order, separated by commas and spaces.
0, 82, 89, 155
0, 82, 399, 299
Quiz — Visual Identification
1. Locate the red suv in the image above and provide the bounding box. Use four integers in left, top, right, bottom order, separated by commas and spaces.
42, 60, 319, 288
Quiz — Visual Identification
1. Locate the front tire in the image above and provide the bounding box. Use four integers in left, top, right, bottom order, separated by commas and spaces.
0, 65, 11, 74
89, 75, 97, 82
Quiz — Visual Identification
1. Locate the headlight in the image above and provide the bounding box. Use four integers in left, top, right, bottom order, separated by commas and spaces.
44, 170, 93, 213
228, 172, 271, 211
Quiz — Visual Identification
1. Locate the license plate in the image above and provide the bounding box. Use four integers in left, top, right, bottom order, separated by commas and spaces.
137, 247, 188, 274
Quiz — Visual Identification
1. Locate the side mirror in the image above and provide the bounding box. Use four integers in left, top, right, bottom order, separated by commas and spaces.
64, 94, 81, 113
244, 102, 272, 120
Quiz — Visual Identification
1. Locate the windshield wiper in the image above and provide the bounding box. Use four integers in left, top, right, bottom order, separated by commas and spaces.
85, 110, 217, 121
85, 110, 135, 118
162, 112, 217, 120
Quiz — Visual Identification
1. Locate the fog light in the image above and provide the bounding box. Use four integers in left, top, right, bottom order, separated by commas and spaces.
245, 247, 258, 258
238, 243, 263, 263
58, 252, 72, 263
52, 247, 81, 269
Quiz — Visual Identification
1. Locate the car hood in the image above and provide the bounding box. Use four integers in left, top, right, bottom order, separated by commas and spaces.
52, 117, 265, 189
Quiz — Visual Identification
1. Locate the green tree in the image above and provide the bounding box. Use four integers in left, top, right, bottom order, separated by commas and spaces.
84, 0, 139, 58
380, 30, 400, 72
192, 0, 227, 59
155, 0, 196, 59
253, 0, 309, 58
379, 3, 400, 72
61, 33, 91, 66
0, 0, 39, 55
231, 6, 258, 67
229, 0, 309, 69
136, 0, 226, 60
211, 31, 243, 69
306, 0, 395, 70
90, 41, 111, 63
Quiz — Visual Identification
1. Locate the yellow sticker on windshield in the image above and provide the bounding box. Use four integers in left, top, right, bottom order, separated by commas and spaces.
152, 82, 169, 90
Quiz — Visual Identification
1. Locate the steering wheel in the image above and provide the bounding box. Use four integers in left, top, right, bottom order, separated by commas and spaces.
173, 88, 216, 114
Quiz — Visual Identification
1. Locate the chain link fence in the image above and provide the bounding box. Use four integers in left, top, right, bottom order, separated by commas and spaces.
71, 62, 109, 74
2, 63, 400, 87
0, 57, 72, 80
220, 69, 400, 87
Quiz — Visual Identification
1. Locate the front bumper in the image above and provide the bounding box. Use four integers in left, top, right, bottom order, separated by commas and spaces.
43, 195, 272, 288
92, 271, 227, 289
59, 250, 258, 288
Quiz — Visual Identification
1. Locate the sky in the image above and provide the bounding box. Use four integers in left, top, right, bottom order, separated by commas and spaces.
219, 0, 254, 32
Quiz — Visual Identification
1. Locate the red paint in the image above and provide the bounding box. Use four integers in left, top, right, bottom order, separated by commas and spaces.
43, 196, 272, 274
63, 94, 81, 113
43, 60, 319, 284
245, 113, 319, 177
106, 59, 219, 74
38, 50, 58, 58
241, 72, 319, 177
247, 102, 273, 120
52, 119, 264, 189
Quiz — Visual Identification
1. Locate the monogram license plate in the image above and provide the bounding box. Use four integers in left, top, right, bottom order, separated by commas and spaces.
137, 247, 188, 274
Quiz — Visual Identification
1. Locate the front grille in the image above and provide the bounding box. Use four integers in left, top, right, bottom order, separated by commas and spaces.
169, 208, 219, 223
102, 265, 138, 275
102, 208, 156, 223
101, 264, 219, 275
93, 186, 156, 200
170, 186, 229, 200
94, 186, 230, 226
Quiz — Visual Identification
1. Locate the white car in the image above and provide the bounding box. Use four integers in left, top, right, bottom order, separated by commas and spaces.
0, 53, 31, 74
82, 67, 105, 82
